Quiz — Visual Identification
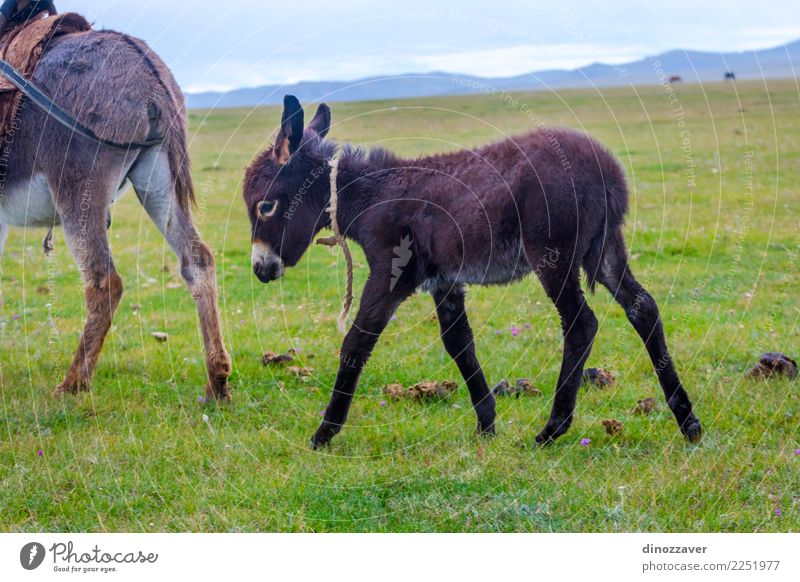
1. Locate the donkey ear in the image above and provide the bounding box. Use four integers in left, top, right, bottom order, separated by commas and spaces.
274, 95, 304, 164
307, 103, 331, 138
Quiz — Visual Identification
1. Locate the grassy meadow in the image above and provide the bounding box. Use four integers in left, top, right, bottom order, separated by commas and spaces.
0, 79, 798, 532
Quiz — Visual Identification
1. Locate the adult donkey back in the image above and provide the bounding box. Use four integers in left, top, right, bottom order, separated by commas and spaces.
244, 96, 701, 448
0, 21, 231, 399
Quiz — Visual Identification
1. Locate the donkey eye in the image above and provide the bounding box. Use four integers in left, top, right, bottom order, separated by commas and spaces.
258, 200, 277, 217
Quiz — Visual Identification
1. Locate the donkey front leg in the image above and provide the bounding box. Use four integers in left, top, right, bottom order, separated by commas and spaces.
311, 274, 416, 449
432, 285, 495, 435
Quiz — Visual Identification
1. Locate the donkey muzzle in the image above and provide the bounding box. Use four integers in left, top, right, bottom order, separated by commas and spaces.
251, 242, 285, 283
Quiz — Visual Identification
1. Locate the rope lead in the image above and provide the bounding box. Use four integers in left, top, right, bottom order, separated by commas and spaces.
315, 150, 353, 335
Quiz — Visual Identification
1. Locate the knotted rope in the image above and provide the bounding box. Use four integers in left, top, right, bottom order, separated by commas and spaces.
315, 150, 353, 335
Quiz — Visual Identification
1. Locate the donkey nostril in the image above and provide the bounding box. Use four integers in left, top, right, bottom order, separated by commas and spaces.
253, 260, 283, 283
266, 261, 282, 281
253, 263, 268, 281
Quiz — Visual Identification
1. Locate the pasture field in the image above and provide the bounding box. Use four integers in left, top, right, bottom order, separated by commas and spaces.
1, 79, 798, 532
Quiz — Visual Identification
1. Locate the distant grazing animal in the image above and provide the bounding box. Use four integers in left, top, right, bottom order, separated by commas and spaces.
243, 95, 702, 448
725, 71, 736, 81
668, 75, 682, 83
0, 20, 231, 400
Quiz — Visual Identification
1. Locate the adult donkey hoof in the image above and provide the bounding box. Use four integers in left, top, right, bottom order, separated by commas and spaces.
53, 379, 91, 397
682, 417, 703, 443
205, 354, 232, 402
205, 384, 232, 403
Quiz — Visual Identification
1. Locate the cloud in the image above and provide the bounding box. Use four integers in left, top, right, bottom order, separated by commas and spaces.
57, 0, 800, 91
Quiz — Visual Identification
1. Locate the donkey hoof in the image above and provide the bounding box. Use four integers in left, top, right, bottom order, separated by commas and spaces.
205, 382, 232, 403
310, 436, 327, 450
310, 423, 338, 450
53, 380, 90, 397
310, 433, 332, 450
534, 427, 563, 446
682, 418, 703, 443
476, 421, 496, 437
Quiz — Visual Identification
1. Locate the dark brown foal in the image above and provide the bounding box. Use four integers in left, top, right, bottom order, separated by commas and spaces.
243, 95, 702, 448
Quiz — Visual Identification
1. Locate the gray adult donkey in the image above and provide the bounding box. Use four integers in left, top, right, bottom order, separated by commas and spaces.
0, 25, 231, 399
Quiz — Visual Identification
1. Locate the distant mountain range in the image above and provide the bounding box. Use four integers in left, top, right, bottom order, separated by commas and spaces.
186, 39, 800, 109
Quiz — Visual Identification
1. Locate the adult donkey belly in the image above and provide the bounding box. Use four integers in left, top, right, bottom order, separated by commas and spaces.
0, 172, 129, 227
0, 173, 58, 227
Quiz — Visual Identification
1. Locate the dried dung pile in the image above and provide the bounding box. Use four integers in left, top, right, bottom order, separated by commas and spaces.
262, 350, 294, 365
602, 419, 624, 436
382, 380, 458, 402
746, 352, 797, 380
582, 368, 615, 388
492, 378, 542, 398
634, 397, 657, 415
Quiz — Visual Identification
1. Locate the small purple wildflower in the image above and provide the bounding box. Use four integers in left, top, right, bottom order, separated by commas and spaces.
511, 325, 521, 337
775, 508, 782, 517
390, 315, 398, 321
794, 448, 800, 456
580, 438, 591, 446
37, 449, 43, 457
13, 313, 20, 321
320, 410, 325, 417
379, 400, 387, 407
239, 319, 245, 325
524, 323, 531, 329
197, 395, 206, 404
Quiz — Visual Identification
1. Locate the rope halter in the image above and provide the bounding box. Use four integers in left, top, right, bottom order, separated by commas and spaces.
315, 149, 353, 335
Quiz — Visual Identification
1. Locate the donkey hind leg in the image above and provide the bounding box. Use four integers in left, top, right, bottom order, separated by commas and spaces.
311, 272, 417, 449
129, 149, 231, 401
433, 284, 496, 435
535, 266, 599, 444
53, 184, 123, 395
598, 235, 702, 442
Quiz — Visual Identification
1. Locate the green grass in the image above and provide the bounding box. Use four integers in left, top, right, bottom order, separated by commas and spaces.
1, 79, 798, 532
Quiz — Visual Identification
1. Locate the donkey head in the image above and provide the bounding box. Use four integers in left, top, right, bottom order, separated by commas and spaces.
243, 95, 332, 283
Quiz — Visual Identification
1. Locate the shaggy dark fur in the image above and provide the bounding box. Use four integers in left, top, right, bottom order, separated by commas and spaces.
244, 96, 702, 448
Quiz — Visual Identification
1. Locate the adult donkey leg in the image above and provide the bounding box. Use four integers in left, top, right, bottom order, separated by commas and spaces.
598, 232, 702, 442
53, 181, 123, 395
129, 150, 231, 401
311, 272, 417, 449
432, 284, 496, 435
534, 265, 599, 444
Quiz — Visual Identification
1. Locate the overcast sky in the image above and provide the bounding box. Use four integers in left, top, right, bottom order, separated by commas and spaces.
58, 0, 800, 93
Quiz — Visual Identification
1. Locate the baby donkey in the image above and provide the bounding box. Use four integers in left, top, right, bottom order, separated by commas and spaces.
243, 96, 702, 449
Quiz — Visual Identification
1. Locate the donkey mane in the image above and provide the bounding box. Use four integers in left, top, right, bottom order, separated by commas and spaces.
307, 138, 401, 174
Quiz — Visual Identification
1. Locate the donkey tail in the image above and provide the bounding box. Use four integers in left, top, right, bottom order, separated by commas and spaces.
163, 107, 196, 214
582, 155, 629, 292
